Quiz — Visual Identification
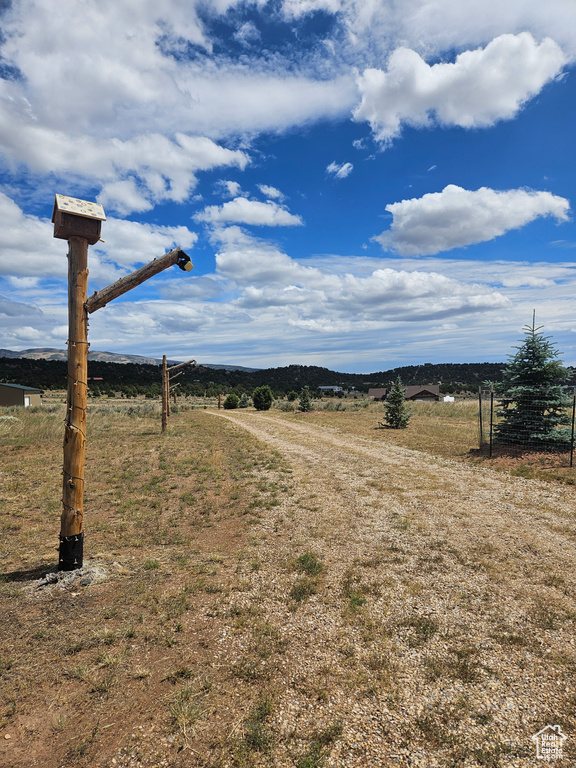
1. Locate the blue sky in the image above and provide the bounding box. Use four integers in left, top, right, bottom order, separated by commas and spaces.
1, 0, 576, 373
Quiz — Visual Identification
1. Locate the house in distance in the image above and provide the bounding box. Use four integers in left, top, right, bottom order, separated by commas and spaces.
0, 382, 42, 408
369, 385, 441, 402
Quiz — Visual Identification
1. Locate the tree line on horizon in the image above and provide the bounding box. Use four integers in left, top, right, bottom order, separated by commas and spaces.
0, 356, 539, 399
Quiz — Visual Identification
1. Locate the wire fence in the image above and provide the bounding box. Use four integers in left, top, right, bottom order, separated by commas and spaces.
478, 387, 576, 467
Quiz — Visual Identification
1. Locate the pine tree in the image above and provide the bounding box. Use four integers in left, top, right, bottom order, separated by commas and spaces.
298, 386, 313, 412
494, 313, 572, 448
252, 385, 273, 411
384, 376, 411, 429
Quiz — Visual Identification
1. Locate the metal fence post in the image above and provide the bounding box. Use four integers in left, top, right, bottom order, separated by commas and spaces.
571, 389, 576, 468
489, 388, 494, 458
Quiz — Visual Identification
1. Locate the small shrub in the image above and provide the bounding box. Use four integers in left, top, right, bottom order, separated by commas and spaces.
252, 386, 273, 411
223, 394, 239, 410
238, 393, 251, 408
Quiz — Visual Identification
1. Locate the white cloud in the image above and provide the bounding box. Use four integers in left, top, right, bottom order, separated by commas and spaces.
194, 198, 304, 226
210, 226, 509, 325
375, 185, 570, 256
234, 21, 261, 47
258, 184, 286, 201
354, 33, 566, 143
0, 193, 198, 281
327, 161, 354, 179
280, 0, 576, 61
218, 181, 243, 198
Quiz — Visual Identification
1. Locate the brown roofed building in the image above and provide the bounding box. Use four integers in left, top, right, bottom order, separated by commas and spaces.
0, 383, 42, 407
368, 384, 440, 402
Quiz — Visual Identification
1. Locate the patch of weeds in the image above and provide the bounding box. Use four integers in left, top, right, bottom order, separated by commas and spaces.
251, 621, 288, 658
531, 599, 570, 631
341, 569, 370, 612
401, 615, 439, 647
290, 577, 317, 603
167, 683, 204, 743
510, 464, 534, 479
244, 697, 274, 751
293, 552, 324, 576
232, 696, 275, 764
231, 657, 269, 683
450, 646, 482, 683
296, 722, 343, 768
143, 558, 160, 571
415, 714, 458, 748
162, 667, 194, 683
491, 630, 531, 648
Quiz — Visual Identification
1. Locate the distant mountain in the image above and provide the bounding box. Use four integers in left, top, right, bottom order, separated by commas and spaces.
0, 348, 259, 372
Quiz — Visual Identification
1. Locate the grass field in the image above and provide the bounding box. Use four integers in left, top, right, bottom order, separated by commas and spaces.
0, 398, 575, 767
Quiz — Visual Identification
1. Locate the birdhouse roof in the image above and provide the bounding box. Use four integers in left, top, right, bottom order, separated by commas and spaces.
52, 194, 106, 222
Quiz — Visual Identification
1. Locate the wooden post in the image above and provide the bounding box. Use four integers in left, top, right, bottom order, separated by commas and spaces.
52, 193, 192, 570
160, 358, 195, 432
162, 355, 168, 433
60, 236, 89, 569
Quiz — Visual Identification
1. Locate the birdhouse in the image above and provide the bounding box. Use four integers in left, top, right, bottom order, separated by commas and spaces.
52, 194, 106, 245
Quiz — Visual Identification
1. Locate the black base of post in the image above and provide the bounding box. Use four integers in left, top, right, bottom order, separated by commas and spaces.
58, 532, 84, 571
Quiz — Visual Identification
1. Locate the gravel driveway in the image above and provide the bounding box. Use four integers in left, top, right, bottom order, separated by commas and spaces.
213, 410, 576, 767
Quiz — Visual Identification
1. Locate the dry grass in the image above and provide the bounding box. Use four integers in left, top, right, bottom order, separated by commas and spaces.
1, 400, 575, 767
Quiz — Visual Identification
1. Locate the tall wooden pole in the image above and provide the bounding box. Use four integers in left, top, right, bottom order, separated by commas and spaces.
60, 236, 89, 570
53, 192, 192, 570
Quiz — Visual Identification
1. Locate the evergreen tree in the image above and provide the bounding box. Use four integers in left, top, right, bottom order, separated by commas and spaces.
238, 393, 251, 408
384, 376, 411, 429
494, 314, 572, 448
298, 386, 313, 412
223, 393, 239, 409
252, 385, 273, 411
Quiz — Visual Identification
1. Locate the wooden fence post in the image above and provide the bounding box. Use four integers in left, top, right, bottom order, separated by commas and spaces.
161, 358, 196, 432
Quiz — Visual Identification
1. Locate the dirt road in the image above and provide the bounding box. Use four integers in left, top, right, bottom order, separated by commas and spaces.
212, 410, 576, 767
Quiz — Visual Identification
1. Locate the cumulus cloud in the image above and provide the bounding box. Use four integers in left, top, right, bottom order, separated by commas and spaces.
375, 185, 570, 256
218, 181, 243, 198
327, 161, 354, 179
354, 33, 566, 143
258, 184, 285, 201
0, 192, 198, 280
280, 0, 576, 61
194, 198, 304, 226
210, 226, 509, 325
